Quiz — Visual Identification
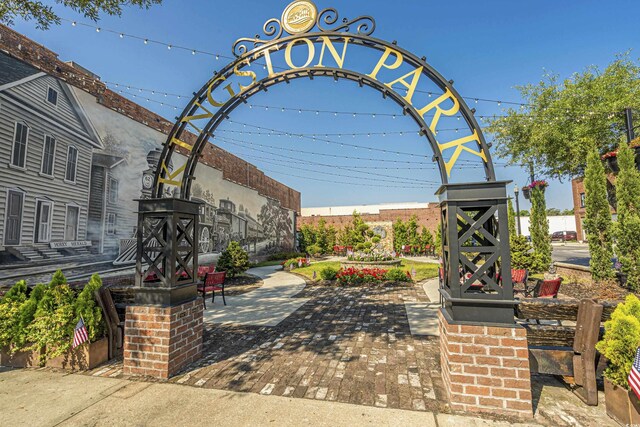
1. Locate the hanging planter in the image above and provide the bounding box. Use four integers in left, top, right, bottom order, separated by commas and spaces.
522, 180, 548, 200
602, 145, 640, 173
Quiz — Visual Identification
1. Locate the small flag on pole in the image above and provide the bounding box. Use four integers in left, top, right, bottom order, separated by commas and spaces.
72, 317, 89, 348
629, 346, 640, 399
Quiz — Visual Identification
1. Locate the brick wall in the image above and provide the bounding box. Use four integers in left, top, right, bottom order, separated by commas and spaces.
0, 24, 300, 213
438, 310, 533, 419
298, 205, 441, 234
123, 298, 203, 379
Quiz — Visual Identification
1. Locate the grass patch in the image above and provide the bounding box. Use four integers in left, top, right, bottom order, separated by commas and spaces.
292, 260, 438, 282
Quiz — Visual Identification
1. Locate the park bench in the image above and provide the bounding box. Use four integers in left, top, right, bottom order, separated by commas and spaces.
516, 298, 617, 406
94, 287, 124, 359
198, 271, 227, 309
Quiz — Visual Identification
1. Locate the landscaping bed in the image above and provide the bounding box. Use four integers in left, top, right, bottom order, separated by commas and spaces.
558, 279, 635, 301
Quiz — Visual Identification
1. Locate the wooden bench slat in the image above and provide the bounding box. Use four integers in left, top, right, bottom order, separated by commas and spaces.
523, 324, 576, 347
528, 347, 574, 376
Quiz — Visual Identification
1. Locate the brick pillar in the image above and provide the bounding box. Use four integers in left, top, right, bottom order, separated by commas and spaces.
123, 299, 203, 379
438, 309, 533, 419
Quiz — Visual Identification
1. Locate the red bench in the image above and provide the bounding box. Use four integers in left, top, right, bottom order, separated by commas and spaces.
198, 271, 226, 308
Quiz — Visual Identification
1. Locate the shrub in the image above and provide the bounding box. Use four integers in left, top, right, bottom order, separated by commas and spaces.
217, 241, 249, 278
584, 148, 615, 281
306, 244, 322, 257
74, 274, 104, 342
267, 252, 305, 261
596, 294, 640, 388
282, 257, 310, 269
384, 268, 411, 282
529, 184, 552, 271
320, 266, 339, 281
0, 272, 106, 362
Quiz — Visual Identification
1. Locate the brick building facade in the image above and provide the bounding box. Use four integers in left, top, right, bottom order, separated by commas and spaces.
571, 176, 616, 241
298, 203, 441, 236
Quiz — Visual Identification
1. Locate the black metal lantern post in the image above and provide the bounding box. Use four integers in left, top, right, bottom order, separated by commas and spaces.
437, 181, 515, 324
514, 184, 522, 236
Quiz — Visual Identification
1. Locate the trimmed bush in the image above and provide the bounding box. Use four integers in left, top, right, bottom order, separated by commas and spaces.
267, 252, 305, 261
320, 266, 339, 281
384, 268, 411, 282
217, 241, 249, 278
306, 244, 322, 257
596, 294, 640, 388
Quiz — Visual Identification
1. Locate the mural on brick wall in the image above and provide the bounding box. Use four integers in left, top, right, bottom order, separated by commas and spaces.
71, 87, 295, 263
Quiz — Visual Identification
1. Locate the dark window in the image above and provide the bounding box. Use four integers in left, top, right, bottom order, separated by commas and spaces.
41, 135, 56, 176
65, 146, 78, 182
47, 87, 58, 106
107, 213, 117, 235
580, 192, 586, 208
108, 178, 119, 203
11, 122, 28, 168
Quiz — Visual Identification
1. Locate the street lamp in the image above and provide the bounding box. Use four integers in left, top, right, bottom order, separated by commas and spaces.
514, 184, 522, 236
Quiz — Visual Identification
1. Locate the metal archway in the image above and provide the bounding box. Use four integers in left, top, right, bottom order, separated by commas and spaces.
138, 1, 514, 325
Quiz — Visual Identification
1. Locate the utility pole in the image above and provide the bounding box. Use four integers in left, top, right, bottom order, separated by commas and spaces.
625, 108, 636, 143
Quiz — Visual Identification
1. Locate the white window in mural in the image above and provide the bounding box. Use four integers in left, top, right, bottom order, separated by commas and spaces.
46, 87, 58, 106
65, 146, 78, 182
11, 122, 29, 169
108, 178, 119, 204
65, 205, 80, 241
107, 213, 117, 235
41, 135, 56, 176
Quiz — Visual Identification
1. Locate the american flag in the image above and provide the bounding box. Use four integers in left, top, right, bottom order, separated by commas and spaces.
629, 346, 640, 399
72, 318, 89, 348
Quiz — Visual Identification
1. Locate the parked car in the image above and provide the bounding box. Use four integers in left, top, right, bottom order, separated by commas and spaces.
550, 231, 578, 242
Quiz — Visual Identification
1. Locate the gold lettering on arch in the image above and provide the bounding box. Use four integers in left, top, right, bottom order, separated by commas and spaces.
437, 129, 487, 177
285, 38, 315, 69
417, 88, 460, 133
316, 36, 350, 68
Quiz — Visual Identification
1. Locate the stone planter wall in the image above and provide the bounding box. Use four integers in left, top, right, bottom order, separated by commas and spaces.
340, 260, 402, 270
46, 337, 109, 371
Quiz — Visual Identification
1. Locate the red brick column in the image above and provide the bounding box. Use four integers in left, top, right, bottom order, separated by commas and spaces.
123, 299, 203, 379
438, 309, 533, 419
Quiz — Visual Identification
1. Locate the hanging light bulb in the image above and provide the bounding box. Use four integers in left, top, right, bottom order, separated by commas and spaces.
144, 39, 148, 44
119, 33, 124, 38
216, 55, 220, 60
167, 44, 172, 50
71, 21, 77, 26
192, 50, 196, 55
475, 99, 478, 104
96, 28, 101, 32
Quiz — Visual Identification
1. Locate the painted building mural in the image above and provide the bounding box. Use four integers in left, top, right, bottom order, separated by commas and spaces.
0, 49, 297, 265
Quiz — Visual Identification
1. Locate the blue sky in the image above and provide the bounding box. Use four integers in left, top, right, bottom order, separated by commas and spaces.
11, 0, 640, 209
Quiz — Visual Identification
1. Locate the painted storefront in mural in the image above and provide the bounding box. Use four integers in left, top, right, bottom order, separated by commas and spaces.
71, 87, 296, 263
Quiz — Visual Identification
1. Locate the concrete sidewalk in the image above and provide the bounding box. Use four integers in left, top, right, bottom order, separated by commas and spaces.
0, 369, 539, 427
203, 265, 310, 327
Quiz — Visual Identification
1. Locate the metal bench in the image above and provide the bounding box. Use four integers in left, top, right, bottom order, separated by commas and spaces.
198, 271, 226, 309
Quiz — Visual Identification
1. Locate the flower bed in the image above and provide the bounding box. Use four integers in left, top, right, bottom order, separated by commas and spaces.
282, 257, 311, 270
341, 259, 402, 270
334, 267, 412, 285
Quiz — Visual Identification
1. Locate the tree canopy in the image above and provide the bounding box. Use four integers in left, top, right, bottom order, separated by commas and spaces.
1, 0, 162, 29
486, 54, 640, 180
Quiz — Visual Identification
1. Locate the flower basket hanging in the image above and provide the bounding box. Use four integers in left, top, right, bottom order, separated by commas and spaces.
522, 180, 547, 199
602, 151, 620, 173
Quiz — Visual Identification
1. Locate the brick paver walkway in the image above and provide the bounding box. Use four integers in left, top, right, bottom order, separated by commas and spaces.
87, 281, 446, 412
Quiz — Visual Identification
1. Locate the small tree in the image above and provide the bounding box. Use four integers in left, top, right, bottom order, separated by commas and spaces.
584, 148, 615, 281
508, 198, 517, 239
434, 222, 442, 257
406, 215, 421, 248
217, 241, 249, 278
614, 142, 640, 289
298, 224, 316, 254
420, 227, 433, 248
529, 182, 552, 271
392, 219, 407, 252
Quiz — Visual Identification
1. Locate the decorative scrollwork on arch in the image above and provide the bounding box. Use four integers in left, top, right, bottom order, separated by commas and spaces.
316, 8, 376, 36
232, 17, 284, 57
232, 3, 377, 57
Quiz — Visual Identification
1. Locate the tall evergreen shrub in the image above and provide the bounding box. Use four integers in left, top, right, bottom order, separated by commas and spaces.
614, 142, 640, 289
584, 148, 615, 281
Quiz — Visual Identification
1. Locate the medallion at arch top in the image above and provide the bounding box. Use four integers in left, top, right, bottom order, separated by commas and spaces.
281, 0, 318, 35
